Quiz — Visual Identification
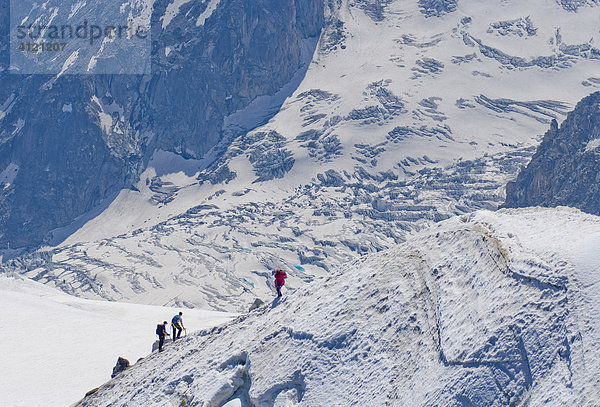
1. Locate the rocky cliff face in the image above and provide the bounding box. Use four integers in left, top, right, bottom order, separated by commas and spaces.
0, 0, 323, 249
504, 92, 600, 214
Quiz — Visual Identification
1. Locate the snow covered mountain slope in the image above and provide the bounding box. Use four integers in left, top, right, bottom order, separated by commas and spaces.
75, 208, 600, 407
0, 274, 235, 407
6, 0, 600, 311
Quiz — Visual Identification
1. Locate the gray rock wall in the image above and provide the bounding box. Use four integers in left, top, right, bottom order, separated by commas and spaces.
0, 0, 324, 249
504, 92, 600, 214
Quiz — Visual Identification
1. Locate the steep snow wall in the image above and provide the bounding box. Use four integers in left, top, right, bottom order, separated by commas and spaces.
76, 208, 600, 407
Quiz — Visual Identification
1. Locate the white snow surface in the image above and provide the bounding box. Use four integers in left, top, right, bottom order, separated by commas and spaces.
161, 0, 221, 29
196, 0, 221, 27
0, 275, 235, 407
584, 138, 600, 152
0, 163, 19, 187
161, 0, 194, 29
75, 208, 600, 407
56, 50, 79, 78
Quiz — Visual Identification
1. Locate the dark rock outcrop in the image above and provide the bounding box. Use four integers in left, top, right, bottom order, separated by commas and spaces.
84, 388, 100, 398
111, 357, 130, 378
249, 298, 264, 311
504, 92, 600, 214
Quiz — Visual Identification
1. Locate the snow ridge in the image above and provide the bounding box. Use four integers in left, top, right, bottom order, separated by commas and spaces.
75, 208, 600, 407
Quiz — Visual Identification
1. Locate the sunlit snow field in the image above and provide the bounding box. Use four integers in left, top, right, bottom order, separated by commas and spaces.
0, 275, 235, 407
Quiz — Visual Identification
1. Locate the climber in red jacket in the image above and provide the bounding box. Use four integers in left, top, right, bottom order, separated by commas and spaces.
273, 269, 287, 297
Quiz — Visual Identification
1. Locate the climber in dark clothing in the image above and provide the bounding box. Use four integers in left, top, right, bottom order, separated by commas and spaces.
274, 269, 288, 297
156, 321, 170, 352
171, 312, 185, 342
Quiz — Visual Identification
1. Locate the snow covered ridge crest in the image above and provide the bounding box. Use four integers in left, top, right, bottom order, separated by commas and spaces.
76, 208, 600, 407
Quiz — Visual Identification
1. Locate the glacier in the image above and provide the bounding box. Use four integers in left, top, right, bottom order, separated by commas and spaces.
6, 0, 600, 314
